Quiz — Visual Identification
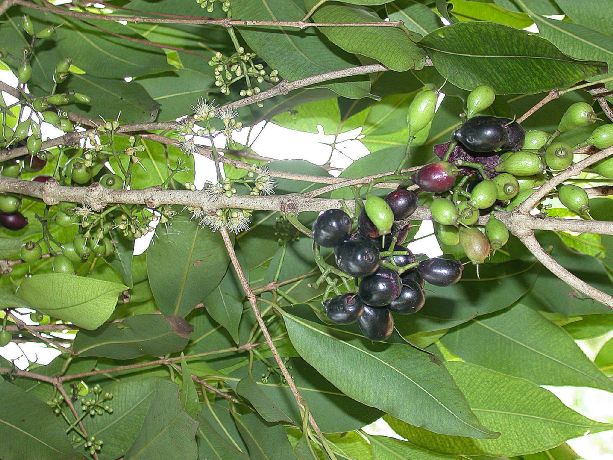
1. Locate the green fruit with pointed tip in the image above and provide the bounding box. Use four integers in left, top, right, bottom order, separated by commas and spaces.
32, 98, 49, 112
22, 16, 34, 35
17, 62, 31, 84
0, 330, 11, 347
73, 235, 90, 258
42, 111, 61, 127
0, 194, 20, 213
558, 102, 596, 132
430, 198, 458, 225
35, 26, 55, 39
364, 195, 394, 235
99, 173, 122, 189
74, 93, 91, 104
485, 216, 509, 250
55, 58, 71, 74
27, 135, 42, 155
517, 175, 546, 192
559, 184, 590, 215
59, 118, 74, 132
470, 180, 497, 209
466, 85, 495, 118
586, 124, 613, 149
13, 120, 31, 142
592, 157, 613, 179
493, 173, 519, 200
522, 130, 549, 150
495, 151, 544, 176
459, 227, 490, 264
89, 238, 107, 257
62, 242, 83, 263
20, 241, 42, 263
408, 89, 437, 133
545, 142, 573, 170
456, 201, 479, 225
46, 94, 70, 106
436, 224, 460, 246
30, 313, 44, 323
52, 255, 75, 274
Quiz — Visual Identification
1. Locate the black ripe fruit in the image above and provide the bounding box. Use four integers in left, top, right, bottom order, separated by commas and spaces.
401, 269, 424, 288
323, 294, 364, 324
358, 268, 402, 307
335, 238, 380, 277
502, 121, 526, 152
389, 281, 425, 314
418, 258, 463, 286
0, 212, 27, 230
358, 211, 380, 240
413, 161, 457, 193
313, 209, 352, 248
384, 245, 415, 267
454, 116, 524, 153
385, 188, 418, 220
358, 306, 394, 341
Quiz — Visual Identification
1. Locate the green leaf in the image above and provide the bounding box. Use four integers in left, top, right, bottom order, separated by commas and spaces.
555, 0, 613, 36
283, 313, 495, 438
420, 22, 601, 94
65, 74, 160, 123
74, 314, 192, 359
558, 232, 605, 258
305, 1, 426, 72
109, 232, 135, 288
563, 314, 613, 339
232, 0, 371, 99
17, 274, 126, 330
180, 358, 201, 418
595, 338, 613, 376
493, 0, 561, 15
0, 237, 22, 259
386, 362, 612, 456
273, 98, 343, 134
440, 304, 613, 391
203, 268, 244, 343
522, 443, 582, 460
196, 410, 249, 460
236, 376, 294, 423
387, 0, 442, 36
147, 213, 230, 317
0, 286, 30, 309
232, 411, 297, 460
0, 381, 81, 460
367, 435, 450, 459
449, 0, 532, 29
125, 381, 198, 460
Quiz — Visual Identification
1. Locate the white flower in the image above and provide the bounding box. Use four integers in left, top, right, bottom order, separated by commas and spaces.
202, 181, 224, 197
215, 106, 238, 121
192, 98, 217, 121
226, 210, 250, 233
255, 174, 275, 195
179, 139, 198, 155
200, 214, 225, 232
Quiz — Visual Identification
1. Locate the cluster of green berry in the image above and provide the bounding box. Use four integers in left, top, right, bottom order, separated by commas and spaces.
209, 49, 279, 97
196, 0, 231, 13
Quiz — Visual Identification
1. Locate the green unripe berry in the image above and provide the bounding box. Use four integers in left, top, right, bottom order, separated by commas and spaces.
73, 235, 90, 258
558, 102, 597, 132
52, 255, 75, 274
456, 201, 479, 226
430, 198, 458, 225
42, 111, 61, 127
103, 238, 114, 257
20, 241, 42, 263
559, 184, 590, 216
55, 58, 71, 74
22, 16, 34, 35
46, 94, 70, 106
592, 157, 613, 179
35, 26, 55, 39
0, 330, 12, 347
59, 118, 74, 132
32, 98, 49, 112
99, 173, 122, 189
586, 124, 613, 149
17, 62, 32, 84
71, 163, 92, 185
27, 135, 42, 155
88, 238, 107, 257
408, 89, 438, 133
364, 195, 394, 235
517, 175, 546, 193
29, 313, 44, 323
522, 130, 549, 150
74, 93, 91, 104
460, 227, 490, 264
61, 242, 83, 263
493, 173, 519, 201
0, 194, 21, 213
55, 210, 76, 228
13, 120, 31, 142
545, 142, 573, 171
495, 151, 544, 176
485, 216, 509, 250
435, 224, 460, 246
466, 85, 495, 118
470, 180, 497, 209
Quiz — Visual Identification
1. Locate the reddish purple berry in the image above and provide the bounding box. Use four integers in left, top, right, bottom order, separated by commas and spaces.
0, 212, 28, 230
413, 162, 457, 193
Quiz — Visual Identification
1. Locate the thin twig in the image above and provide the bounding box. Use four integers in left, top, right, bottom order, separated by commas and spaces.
517, 89, 560, 123
168, 363, 240, 403
6, 310, 73, 354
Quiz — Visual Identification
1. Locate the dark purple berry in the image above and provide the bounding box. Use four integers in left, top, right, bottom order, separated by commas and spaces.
313, 209, 352, 248
389, 281, 425, 314
323, 294, 364, 324
413, 161, 458, 193
502, 121, 525, 152
453, 116, 511, 153
335, 238, 380, 277
0, 212, 28, 230
385, 188, 418, 220
33, 175, 53, 183
358, 306, 394, 341
384, 245, 415, 267
25, 155, 46, 172
418, 258, 463, 286
401, 269, 424, 288
358, 268, 402, 307
358, 211, 380, 240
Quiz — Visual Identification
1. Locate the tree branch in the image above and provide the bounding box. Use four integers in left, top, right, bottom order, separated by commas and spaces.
517, 89, 560, 124
6, 310, 73, 355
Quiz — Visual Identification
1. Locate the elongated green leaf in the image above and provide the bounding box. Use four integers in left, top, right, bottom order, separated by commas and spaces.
449, 0, 532, 28
17, 274, 126, 330
367, 435, 450, 460
125, 381, 198, 460
387, 0, 441, 36
0, 381, 81, 460
74, 314, 192, 359
386, 362, 612, 456
558, 232, 605, 258
555, 0, 613, 36
236, 376, 294, 423
0, 237, 22, 259
232, 411, 297, 460
595, 338, 613, 376
305, 1, 426, 71
420, 22, 601, 94
232, 0, 370, 99
522, 443, 582, 460
180, 359, 201, 418
441, 304, 613, 391
493, 0, 561, 15
147, 213, 230, 317
0, 286, 30, 309
109, 233, 135, 288
564, 314, 613, 339
196, 410, 249, 460
203, 268, 244, 343
283, 313, 495, 438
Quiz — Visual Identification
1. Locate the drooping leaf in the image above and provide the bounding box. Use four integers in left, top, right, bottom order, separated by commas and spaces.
0, 381, 81, 460
203, 268, 244, 343
420, 22, 602, 94
440, 304, 613, 391
74, 314, 192, 359
283, 313, 495, 438
180, 358, 201, 418
232, 411, 297, 460
17, 274, 126, 330
236, 376, 294, 424
109, 232, 135, 288
147, 213, 230, 317
386, 362, 612, 456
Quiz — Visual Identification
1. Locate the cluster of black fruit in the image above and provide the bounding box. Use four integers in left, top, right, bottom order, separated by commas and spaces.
313, 188, 463, 341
